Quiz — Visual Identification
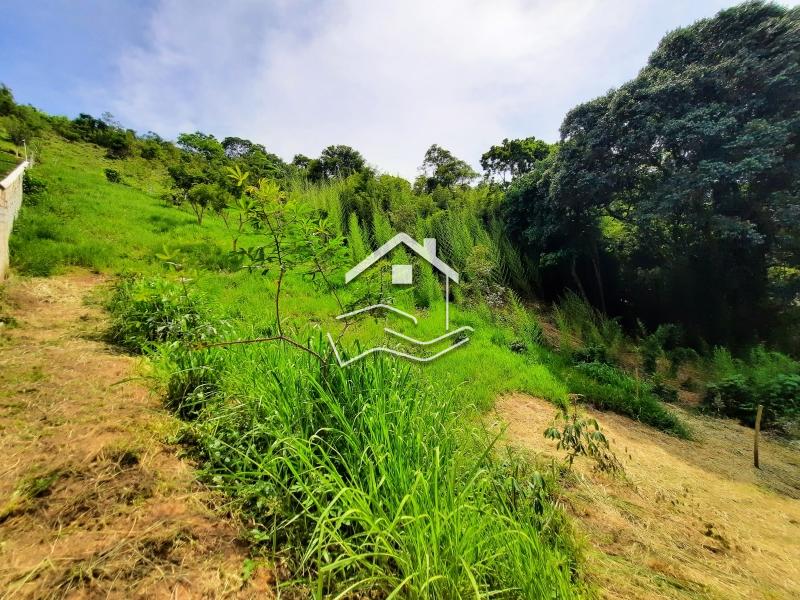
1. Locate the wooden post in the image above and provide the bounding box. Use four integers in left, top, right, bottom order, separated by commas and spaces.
754, 404, 763, 469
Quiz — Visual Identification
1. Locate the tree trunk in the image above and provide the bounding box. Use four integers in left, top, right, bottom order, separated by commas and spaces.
570, 256, 589, 303
591, 243, 607, 314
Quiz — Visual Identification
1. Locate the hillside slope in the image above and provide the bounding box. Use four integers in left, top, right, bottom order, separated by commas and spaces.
3, 132, 798, 598
493, 394, 800, 599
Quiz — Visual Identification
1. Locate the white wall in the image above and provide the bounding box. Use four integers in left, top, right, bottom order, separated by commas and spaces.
0, 161, 28, 280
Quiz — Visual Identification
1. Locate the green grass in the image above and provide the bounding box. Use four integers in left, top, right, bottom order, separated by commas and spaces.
9, 133, 254, 276
0, 150, 21, 179
8, 133, 687, 437
156, 338, 581, 597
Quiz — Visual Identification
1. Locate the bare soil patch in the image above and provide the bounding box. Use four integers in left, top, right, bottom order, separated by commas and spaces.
0, 272, 274, 599
491, 393, 800, 600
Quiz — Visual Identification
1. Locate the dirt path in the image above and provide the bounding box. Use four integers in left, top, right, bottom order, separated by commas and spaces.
491, 394, 800, 599
0, 273, 273, 599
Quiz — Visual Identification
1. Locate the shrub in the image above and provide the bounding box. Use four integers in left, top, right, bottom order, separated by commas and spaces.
652, 379, 679, 403
554, 291, 624, 359
107, 276, 221, 353
572, 344, 610, 365
22, 171, 47, 200
0, 84, 14, 115
7, 117, 34, 146
544, 404, 624, 474
151, 343, 223, 420
704, 373, 799, 428
104, 168, 121, 183
140, 141, 161, 160
703, 346, 800, 428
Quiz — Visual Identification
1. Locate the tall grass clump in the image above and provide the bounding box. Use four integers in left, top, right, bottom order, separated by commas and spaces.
554, 291, 625, 360
164, 337, 580, 598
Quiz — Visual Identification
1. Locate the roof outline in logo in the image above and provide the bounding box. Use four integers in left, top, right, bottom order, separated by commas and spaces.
345, 233, 459, 284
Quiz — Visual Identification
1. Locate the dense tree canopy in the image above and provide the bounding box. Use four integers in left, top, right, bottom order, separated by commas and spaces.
505, 1, 800, 348
480, 137, 551, 184
419, 144, 477, 192
307, 145, 367, 181
177, 132, 226, 161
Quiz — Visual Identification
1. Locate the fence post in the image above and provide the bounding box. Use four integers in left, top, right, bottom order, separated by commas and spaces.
754, 404, 763, 469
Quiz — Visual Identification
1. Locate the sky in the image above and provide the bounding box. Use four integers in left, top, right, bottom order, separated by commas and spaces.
2, 0, 795, 179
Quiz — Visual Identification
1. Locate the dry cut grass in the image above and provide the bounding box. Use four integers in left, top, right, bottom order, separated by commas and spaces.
490, 393, 800, 600
0, 273, 274, 599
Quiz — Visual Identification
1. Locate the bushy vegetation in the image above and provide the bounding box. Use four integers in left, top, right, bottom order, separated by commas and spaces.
107, 276, 222, 353
566, 362, 688, 437
503, 2, 800, 353
703, 347, 800, 430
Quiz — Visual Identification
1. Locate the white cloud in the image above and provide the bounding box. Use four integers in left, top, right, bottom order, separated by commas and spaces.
109, 0, 740, 179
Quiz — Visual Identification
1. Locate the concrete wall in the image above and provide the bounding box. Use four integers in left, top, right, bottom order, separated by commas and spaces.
0, 161, 28, 280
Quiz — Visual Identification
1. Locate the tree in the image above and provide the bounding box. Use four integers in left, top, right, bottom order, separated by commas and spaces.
292, 154, 311, 170
0, 84, 15, 115
71, 113, 108, 140
480, 137, 551, 184
419, 144, 477, 192
308, 145, 367, 182
186, 183, 230, 225
177, 131, 225, 161
222, 136, 256, 159
508, 1, 800, 347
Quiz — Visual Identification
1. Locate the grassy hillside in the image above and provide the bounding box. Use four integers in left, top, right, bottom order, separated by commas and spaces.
5, 132, 709, 597
6, 115, 800, 599
13, 134, 643, 412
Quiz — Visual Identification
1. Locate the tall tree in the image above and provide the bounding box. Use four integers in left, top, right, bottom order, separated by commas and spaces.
481, 137, 551, 184
308, 145, 367, 181
177, 131, 225, 161
506, 1, 800, 346
419, 144, 477, 192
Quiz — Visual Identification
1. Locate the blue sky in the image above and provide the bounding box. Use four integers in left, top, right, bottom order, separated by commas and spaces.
3, 0, 795, 178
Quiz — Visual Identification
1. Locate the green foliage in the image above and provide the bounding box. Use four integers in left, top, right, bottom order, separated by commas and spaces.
0, 83, 14, 115
347, 212, 367, 262
6, 116, 35, 145
107, 276, 220, 353
703, 346, 800, 428
177, 131, 225, 161
154, 343, 224, 420
566, 362, 688, 437
637, 324, 683, 375
412, 258, 441, 309
481, 136, 551, 184
554, 292, 624, 359
307, 144, 367, 182
157, 340, 579, 598
419, 143, 477, 192
22, 171, 47, 199
69, 113, 135, 158
503, 2, 800, 350
186, 182, 231, 225
371, 207, 393, 246
104, 168, 121, 183
544, 404, 623, 474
